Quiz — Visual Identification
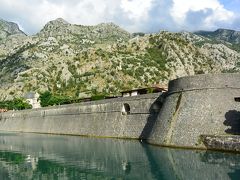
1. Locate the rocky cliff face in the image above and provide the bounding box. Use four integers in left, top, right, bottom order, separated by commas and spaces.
0, 19, 26, 40
0, 18, 240, 100
0, 19, 29, 62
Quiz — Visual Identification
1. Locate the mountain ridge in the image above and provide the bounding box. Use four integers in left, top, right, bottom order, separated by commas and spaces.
194, 28, 240, 44
1, 18, 240, 100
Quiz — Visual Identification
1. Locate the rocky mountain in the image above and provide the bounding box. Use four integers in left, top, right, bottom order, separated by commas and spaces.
194, 29, 240, 53
195, 29, 240, 44
0, 18, 240, 101
0, 19, 26, 40
0, 19, 29, 62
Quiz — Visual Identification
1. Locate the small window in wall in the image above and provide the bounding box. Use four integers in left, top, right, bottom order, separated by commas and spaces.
122, 103, 130, 115
234, 97, 240, 102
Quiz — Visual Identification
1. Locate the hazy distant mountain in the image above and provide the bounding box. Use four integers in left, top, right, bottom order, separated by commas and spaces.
195, 29, 240, 44
0, 19, 26, 40
0, 18, 240, 100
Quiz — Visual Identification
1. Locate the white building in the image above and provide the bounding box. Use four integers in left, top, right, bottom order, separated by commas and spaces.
24, 92, 41, 109
121, 86, 167, 97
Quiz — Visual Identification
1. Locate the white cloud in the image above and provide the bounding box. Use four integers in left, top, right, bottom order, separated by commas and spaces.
170, 0, 234, 29
0, 0, 139, 33
0, 0, 239, 34
120, 0, 153, 21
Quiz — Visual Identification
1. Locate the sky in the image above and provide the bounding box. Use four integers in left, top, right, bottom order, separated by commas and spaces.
0, 0, 239, 35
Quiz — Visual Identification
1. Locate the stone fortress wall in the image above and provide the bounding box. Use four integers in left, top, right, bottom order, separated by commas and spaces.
1, 73, 240, 150
147, 73, 240, 149
0, 93, 162, 139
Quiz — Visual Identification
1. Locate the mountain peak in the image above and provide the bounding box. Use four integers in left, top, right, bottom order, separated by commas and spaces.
53, 18, 69, 24
39, 18, 70, 35
97, 22, 118, 27
94, 22, 130, 38
45, 18, 69, 26
0, 19, 26, 39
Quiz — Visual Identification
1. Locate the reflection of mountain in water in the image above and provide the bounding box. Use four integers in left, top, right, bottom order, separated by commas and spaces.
0, 132, 240, 179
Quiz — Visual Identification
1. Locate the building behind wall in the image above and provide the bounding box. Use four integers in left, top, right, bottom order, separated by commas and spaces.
24, 92, 41, 109
121, 85, 167, 97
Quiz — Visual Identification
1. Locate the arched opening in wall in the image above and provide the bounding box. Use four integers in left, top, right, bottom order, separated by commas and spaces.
122, 103, 130, 115
234, 97, 240, 102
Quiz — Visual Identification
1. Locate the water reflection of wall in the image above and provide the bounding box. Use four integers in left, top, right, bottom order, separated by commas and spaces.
0, 152, 38, 179
144, 144, 240, 180
0, 132, 153, 179
0, 132, 239, 179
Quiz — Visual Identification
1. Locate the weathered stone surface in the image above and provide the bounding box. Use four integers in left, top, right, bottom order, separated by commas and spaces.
0, 93, 162, 139
202, 135, 240, 152
147, 73, 240, 149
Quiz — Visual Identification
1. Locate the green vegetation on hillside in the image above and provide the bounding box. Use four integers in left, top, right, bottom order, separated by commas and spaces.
0, 98, 32, 110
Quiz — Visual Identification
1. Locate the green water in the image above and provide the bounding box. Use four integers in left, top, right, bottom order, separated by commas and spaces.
0, 132, 240, 180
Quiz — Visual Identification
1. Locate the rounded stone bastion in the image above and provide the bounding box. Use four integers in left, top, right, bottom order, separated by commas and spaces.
147, 73, 240, 149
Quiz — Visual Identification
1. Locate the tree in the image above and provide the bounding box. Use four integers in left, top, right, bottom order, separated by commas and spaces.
12, 98, 32, 110
39, 91, 72, 107
39, 91, 52, 107
0, 98, 32, 110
